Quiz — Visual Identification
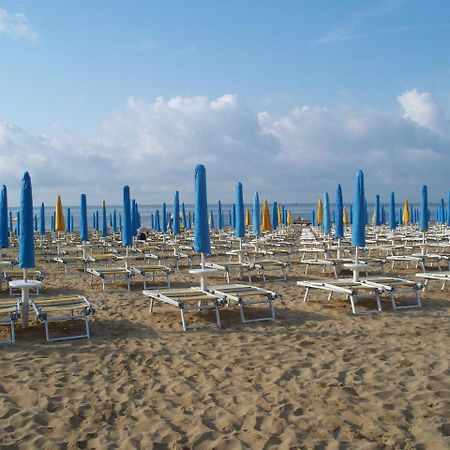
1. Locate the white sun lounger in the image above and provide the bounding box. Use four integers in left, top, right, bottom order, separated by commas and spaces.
54, 256, 86, 274
360, 276, 423, 310
252, 260, 288, 282
207, 283, 279, 323
130, 265, 172, 289
386, 255, 425, 271
415, 271, 450, 290
297, 279, 382, 315
0, 298, 20, 344
143, 287, 225, 331
30, 295, 95, 342
86, 266, 132, 291
204, 261, 253, 283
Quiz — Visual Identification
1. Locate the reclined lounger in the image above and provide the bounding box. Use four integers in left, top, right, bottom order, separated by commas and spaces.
297, 279, 382, 315
416, 271, 450, 290
204, 262, 253, 283
360, 276, 423, 310
30, 295, 95, 342
0, 298, 20, 344
142, 288, 224, 331
86, 267, 132, 291
130, 265, 172, 289
208, 283, 280, 323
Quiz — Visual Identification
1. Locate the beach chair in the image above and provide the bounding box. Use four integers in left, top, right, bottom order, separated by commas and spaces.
360, 276, 423, 310
386, 255, 425, 271
297, 279, 382, 315
207, 283, 280, 323
0, 298, 20, 344
252, 260, 288, 282
204, 261, 253, 283
415, 271, 450, 291
86, 266, 132, 291
84, 253, 117, 268
4, 269, 44, 295
53, 256, 86, 274
130, 265, 172, 289
143, 288, 224, 331
30, 295, 95, 342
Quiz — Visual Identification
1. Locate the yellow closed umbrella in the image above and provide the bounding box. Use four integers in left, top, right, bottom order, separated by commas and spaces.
402, 199, 410, 223
287, 211, 293, 225
371, 209, 376, 225
245, 208, 251, 226
55, 195, 66, 232
343, 207, 348, 225
261, 199, 272, 232
277, 205, 282, 223
316, 198, 323, 225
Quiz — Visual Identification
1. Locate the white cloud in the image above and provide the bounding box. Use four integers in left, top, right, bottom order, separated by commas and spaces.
0, 7, 39, 41
0, 90, 449, 206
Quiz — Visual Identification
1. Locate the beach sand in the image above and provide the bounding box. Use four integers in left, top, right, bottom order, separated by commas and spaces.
1, 250, 449, 449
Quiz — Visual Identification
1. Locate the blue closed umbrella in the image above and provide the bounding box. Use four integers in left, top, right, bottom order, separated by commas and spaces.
95, 210, 99, 232
235, 182, 245, 238
66, 208, 71, 232
323, 193, 331, 234
19, 172, 35, 270
173, 191, 180, 235
335, 185, 344, 239
0, 185, 9, 248
0, 186, 9, 248
439, 198, 445, 223
112, 209, 117, 232
102, 201, 108, 237
375, 195, 381, 226
188, 211, 192, 230
252, 192, 261, 237
131, 200, 137, 236
217, 201, 223, 230
34, 214, 38, 232
194, 164, 210, 255
162, 203, 167, 233
122, 186, 132, 247
155, 209, 161, 232
232, 204, 236, 228
419, 185, 428, 232
352, 170, 366, 248
9, 210, 13, 234
209, 209, 215, 229
80, 194, 88, 242
311, 209, 316, 227
389, 192, 396, 230
272, 202, 278, 229
182, 203, 187, 229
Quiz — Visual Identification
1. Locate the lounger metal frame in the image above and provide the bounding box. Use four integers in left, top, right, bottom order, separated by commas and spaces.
130, 265, 172, 289
0, 299, 20, 344
416, 271, 450, 291
143, 288, 224, 331
86, 267, 132, 291
204, 262, 253, 283
30, 295, 95, 342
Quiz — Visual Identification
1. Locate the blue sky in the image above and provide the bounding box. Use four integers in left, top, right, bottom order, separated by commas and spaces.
0, 0, 449, 204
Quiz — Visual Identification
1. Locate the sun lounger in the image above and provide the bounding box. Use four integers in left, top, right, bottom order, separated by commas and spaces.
143, 287, 225, 331
204, 261, 253, 283
386, 255, 425, 271
30, 295, 95, 342
84, 253, 117, 267
4, 269, 44, 295
130, 265, 172, 289
415, 271, 450, 290
297, 279, 382, 315
0, 298, 20, 344
54, 256, 86, 273
252, 260, 288, 281
207, 283, 280, 323
360, 276, 423, 310
86, 266, 132, 291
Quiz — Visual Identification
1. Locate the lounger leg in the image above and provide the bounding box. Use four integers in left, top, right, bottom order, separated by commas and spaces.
226, 271, 230, 284
239, 303, 246, 323
214, 302, 222, 329
10, 319, 15, 344
327, 292, 333, 301
45, 320, 50, 342
149, 298, 154, 313
85, 316, 90, 339
180, 309, 187, 332
415, 290, 422, 308
303, 287, 310, 302
442, 280, 446, 291
391, 292, 397, 311
349, 295, 357, 314
376, 293, 382, 312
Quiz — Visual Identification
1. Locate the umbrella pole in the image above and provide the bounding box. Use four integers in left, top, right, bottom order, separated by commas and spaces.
353, 246, 360, 282
200, 253, 208, 290
22, 268, 29, 328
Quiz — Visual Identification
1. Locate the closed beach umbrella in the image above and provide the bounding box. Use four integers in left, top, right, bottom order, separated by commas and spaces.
0, 186, 8, 249
55, 196, 65, 232
235, 182, 245, 238
272, 202, 278, 229
112, 209, 117, 232
173, 191, 180, 235
34, 214, 38, 232
323, 193, 331, 234
335, 185, 344, 239
209, 209, 215, 229
162, 202, 167, 233
102, 201, 108, 237
343, 207, 348, 225
188, 211, 192, 230
19, 172, 35, 272
155, 210, 161, 232
194, 164, 211, 255
316, 198, 323, 226
375, 195, 381, 226
95, 210, 99, 231
9, 210, 12, 234
122, 186, 132, 247
252, 192, 261, 236
389, 192, 396, 230
287, 211, 293, 225
419, 185, 428, 232
217, 201, 223, 230
131, 200, 137, 236
311, 210, 316, 227
66, 208, 71, 232
352, 170, 366, 249
232, 204, 236, 229
80, 194, 88, 242
261, 199, 272, 232
402, 199, 410, 223
245, 208, 251, 227
182, 203, 187, 229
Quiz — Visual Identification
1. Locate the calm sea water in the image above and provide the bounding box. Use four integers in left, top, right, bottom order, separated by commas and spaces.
8, 203, 441, 231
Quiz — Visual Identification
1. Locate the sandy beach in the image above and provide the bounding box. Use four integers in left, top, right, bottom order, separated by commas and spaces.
1, 243, 449, 450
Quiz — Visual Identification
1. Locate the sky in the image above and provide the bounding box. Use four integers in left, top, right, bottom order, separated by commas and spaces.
0, 0, 449, 205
